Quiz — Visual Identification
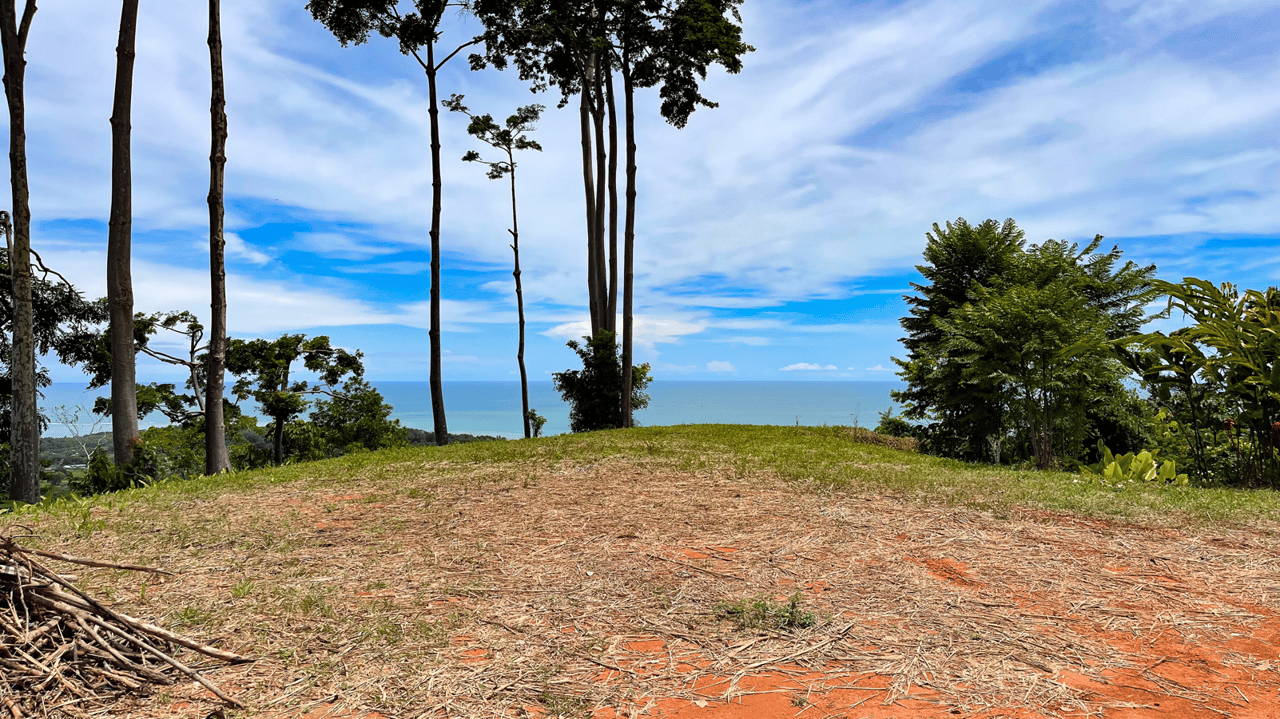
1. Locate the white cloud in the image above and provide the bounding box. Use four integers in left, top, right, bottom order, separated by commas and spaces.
225, 232, 272, 265
713, 336, 772, 346
865, 364, 892, 372
780, 363, 839, 371
336, 261, 432, 275
706, 360, 737, 373
292, 232, 401, 261
542, 315, 709, 353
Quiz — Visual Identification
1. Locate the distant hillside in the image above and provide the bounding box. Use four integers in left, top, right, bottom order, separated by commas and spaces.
42, 432, 112, 468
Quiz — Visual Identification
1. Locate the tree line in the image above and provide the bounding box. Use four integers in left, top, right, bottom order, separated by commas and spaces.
0, 0, 752, 504
888, 217, 1280, 489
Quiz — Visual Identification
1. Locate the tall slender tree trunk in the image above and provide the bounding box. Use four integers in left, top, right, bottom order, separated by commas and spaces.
205, 0, 230, 474
605, 64, 618, 334
108, 0, 140, 467
0, 0, 38, 502
509, 165, 530, 439
272, 365, 288, 466
591, 64, 609, 334
620, 61, 637, 428
426, 40, 448, 445
579, 58, 599, 335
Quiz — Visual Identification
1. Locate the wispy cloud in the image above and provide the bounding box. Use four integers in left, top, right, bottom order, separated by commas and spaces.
780, 363, 839, 371
706, 360, 737, 373
336, 261, 432, 275
225, 232, 272, 265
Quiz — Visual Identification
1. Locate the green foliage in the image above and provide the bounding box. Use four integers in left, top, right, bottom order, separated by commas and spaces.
1119, 279, 1280, 486
525, 409, 547, 438
311, 378, 408, 455
82, 311, 224, 437
1080, 440, 1188, 486
469, 0, 754, 128
404, 428, 507, 446
716, 593, 815, 632
0, 249, 108, 442
874, 408, 915, 438
443, 93, 544, 180
71, 439, 164, 496
894, 218, 1159, 467
552, 330, 651, 433
227, 333, 363, 465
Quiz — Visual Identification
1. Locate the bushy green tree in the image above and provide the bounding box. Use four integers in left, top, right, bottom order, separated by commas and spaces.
553, 329, 650, 432
893, 219, 1024, 459
310, 377, 408, 455
226, 334, 363, 466
894, 219, 1159, 466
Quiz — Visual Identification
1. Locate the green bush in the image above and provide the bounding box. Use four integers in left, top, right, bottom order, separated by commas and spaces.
874, 408, 916, 438
1080, 440, 1187, 486
552, 329, 651, 433
70, 440, 165, 496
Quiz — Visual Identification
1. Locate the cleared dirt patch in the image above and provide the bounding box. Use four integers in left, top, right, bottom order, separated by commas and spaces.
16, 457, 1280, 718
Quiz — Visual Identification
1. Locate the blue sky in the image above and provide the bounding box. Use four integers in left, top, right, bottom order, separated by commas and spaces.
14, 0, 1280, 385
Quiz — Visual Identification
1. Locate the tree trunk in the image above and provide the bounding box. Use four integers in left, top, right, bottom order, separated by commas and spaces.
509, 164, 530, 439
426, 40, 448, 446
204, 0, 230, 475
605, 63, 618, 334
620, 61, 636, 429
272, 364, 288, 466
272, 416, 284, 466
592, 62, 609, 335
1, 0, 38, 502
107, 0, 140, 467
579, 59, 599, 335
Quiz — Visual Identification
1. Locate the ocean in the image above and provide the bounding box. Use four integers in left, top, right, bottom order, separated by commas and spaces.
37, 380, 907, 439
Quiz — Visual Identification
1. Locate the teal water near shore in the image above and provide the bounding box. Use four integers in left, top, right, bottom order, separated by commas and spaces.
39, 380, 907, 439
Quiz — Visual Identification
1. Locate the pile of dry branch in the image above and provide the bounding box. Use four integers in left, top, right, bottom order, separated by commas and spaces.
0, 529, 250, 716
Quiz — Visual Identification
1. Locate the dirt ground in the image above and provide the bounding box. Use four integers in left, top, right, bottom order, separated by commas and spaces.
34, 457, 1280, 718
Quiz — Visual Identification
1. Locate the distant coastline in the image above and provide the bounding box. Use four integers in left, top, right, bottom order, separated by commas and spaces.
40, 380, 907, 439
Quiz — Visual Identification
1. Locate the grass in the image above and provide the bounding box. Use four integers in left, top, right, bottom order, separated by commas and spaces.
9, 424, 1280, 532
715, 592, 817, 632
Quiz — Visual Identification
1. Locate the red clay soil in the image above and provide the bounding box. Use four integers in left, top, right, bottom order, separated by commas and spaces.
30, 459, 1280, 719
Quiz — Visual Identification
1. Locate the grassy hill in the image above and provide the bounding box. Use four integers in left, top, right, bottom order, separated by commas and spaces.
4, 425, 1278, 717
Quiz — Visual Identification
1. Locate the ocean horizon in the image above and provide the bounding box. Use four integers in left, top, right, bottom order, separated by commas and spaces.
38, 380, 908, 439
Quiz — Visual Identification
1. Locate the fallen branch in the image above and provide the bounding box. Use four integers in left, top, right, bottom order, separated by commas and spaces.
0, 532, 252, 712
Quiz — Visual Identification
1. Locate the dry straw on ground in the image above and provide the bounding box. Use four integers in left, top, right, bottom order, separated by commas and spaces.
7, 447, 1280, 718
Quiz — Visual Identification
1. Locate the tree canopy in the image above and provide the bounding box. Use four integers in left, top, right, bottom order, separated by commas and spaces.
893, 219, 1160, 466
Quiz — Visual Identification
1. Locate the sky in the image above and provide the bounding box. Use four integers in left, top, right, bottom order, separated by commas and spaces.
13, 0, 1280, 386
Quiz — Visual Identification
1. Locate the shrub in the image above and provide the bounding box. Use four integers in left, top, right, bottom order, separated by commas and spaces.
715, 593, 815, 632
70, 439, 165, 496
552, 329, 651, 433
1080, 440, 1187, 486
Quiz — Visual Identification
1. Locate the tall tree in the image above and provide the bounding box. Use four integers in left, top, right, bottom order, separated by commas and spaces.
470, 0, 751, 427
205, 0, 231, 474
443, 94, 543, 439
307, 0, 482, 446
0, 249, 109, 450
107, 0, 141, 467
614, 0, 750, 426
0, 0, 40, 502
605, 63, 618, 329
892, 218, 1025, 459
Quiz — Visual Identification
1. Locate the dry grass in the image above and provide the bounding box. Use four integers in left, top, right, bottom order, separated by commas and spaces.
4, 426, 1280, 718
